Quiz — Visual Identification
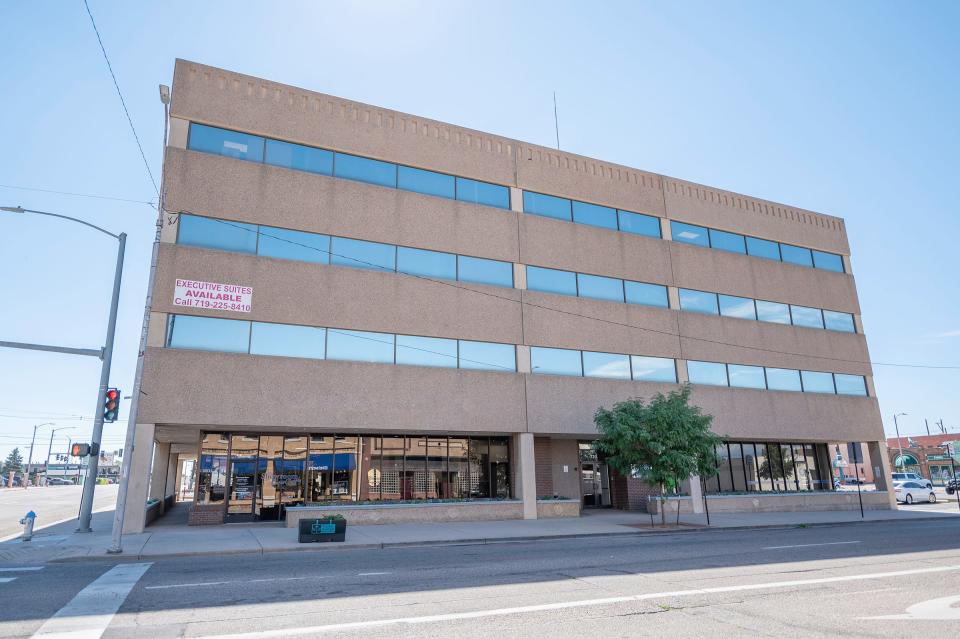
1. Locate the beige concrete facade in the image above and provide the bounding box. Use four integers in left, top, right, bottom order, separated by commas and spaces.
122, 59, 887, 532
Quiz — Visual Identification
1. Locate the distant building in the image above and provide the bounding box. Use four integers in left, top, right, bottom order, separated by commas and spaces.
887, 434, 960, 485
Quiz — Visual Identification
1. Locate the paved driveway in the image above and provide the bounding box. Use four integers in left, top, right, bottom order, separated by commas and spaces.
0, 484, 117, 540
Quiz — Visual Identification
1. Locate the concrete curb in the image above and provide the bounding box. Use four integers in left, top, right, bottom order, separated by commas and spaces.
44, 514, 957, 563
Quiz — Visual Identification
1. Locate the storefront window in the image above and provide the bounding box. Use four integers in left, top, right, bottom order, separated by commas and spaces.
469, 437, 490, 498
197, 433, 228, 504
307, 435, 335, 502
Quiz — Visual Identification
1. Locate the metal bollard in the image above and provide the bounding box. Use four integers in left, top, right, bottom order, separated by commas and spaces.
19, 511, 36, 541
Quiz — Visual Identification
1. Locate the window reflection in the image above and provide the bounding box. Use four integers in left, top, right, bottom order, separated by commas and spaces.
334, 153, 397, 188
526, 266, 577, 296
618, 210, 661, 238
188, 123, 264, 162
531, 347, 583, 376
457, 255, 513, 288
265, 139, 332, 175
671, 221, 709, 247
178, 214, 257, 254
582, 351, 631, 379
687, 361, 729, 386
576, 273, 624, 302
572, 201, 617, 229
523, 191, 571, 221
630, 356, 676, 382
398, 166, 455, 199
780, 244, 813, 267
258, 226, 330, 264
679, 289, 719, 315
719, 295, 756, 320
709, 229, 746, 254
396, 246, 456, 280
624, 281, 669, 308
756, 300, 791, 325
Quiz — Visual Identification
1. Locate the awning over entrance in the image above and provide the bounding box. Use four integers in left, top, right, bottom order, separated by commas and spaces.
894, 454, 920, 467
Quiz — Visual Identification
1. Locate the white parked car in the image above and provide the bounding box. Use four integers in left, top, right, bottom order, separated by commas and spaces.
891, 472, 932, 490
894, 480, 937, 504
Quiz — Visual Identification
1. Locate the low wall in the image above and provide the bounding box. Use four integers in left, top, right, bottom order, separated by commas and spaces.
647, 491, 893, 515
536, 499, 581, 519
189, 503, 226, 526
286, 500, 524, 527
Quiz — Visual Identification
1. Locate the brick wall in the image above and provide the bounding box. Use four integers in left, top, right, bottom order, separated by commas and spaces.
534, 437, 553, 497
609, 469, 660, 512
188, 503, 225, 526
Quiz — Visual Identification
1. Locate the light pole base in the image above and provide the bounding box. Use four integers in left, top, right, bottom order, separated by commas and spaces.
106, 546, 123, 554
75, 527, 92, 534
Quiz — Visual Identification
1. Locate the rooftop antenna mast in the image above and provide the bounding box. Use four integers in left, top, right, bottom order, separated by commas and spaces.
553, 91, 560, 150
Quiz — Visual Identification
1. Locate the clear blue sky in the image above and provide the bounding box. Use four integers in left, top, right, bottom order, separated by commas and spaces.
1, 1, 958, 463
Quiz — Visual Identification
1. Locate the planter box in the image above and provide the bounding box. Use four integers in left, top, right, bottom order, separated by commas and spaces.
536, 499, 581, 518
298, 518, 346, 543
287, 500, 524, 527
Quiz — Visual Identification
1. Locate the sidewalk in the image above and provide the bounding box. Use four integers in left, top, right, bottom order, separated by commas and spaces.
1, 505, 957, 565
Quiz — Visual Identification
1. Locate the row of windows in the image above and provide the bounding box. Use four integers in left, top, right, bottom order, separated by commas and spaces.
706, 442, 831, 493
167, 315, 868, 396
678, 288, 855, 332
189, 124, 845, 275
188, 123, 511, 209
522, 191, 662, 238
530, 346, 866, 396
177, 214, 514, 289
670, 221, 845, 272
167, 315, 518, 371
686, 360, 867, 395
525, 264, 853, 333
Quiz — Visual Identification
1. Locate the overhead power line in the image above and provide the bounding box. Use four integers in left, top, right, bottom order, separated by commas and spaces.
83, 0, 160, 197
174, 213, 960, 372
0, 183, 155, 206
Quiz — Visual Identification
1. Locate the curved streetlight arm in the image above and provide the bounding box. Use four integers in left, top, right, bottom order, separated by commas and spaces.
0, 206, 120, 240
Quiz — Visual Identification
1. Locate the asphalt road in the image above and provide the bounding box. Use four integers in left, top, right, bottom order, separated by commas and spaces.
0, 485, 118, 541
2, 518, 960, 638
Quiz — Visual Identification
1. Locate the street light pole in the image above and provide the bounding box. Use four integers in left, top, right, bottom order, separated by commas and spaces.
893, 413, 908, 470
24, 423, 53, 488
0, 205, 126, 532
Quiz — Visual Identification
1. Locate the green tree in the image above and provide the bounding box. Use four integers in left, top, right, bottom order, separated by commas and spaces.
2, 447, 24, 476
594, 385, 723, 525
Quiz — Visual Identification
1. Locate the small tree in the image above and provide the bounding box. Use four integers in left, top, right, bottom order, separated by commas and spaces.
2, 448, 24, 477
594, 385, 723, 525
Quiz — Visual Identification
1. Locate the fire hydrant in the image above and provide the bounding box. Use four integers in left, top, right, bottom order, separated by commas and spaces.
19, 511, 36, 542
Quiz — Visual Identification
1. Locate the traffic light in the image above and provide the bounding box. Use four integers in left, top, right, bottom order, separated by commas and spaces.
71, 443, 90, 457
103, 388, 120, 422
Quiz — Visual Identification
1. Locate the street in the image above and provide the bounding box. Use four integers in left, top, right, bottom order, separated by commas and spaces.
1, 518, 959, 638
0, 486, 119, 541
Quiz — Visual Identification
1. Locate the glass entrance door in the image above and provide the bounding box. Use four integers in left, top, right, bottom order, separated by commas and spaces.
256, 436, 284, 521
227, 434, 259, 521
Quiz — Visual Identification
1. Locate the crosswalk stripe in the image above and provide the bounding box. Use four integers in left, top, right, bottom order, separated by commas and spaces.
0, 566, 44, 572
0, 577, 14, 583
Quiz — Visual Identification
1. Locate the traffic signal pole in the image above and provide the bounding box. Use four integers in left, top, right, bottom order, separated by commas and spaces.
77, 232, 126, 533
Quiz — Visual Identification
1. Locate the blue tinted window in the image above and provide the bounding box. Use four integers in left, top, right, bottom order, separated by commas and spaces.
687, 361, 728, 386
333, 153, 397, 188
631, 356, 676, 382
709, 229, 746, 254
456, 177, 510, 209
823, 310, 855, 333
458, 340, 516, 372
791, 305, 824, 329
746, 237, 781, 261
671, 221, 709, 247
719, 295, 756, 320
457, 255, 513, 288
526, 266, 577, 296
326, 329, 394, 363
250, 322, 325, 359
834, 374, 867, 396
396, 246, 456, 279
523, 191, 571, 221
188, 124, 264, 162
801, 370, 835, 393
396, 334, 457, 368
756, 300, 791, 324
576, 273, 624, 302
178, 214, 257, 254
727, 364, 766, 389
679, 289, 719, 315
530, 347, 582, 376
330, 237, 396, 272
624, 281, 669, 308
813, 250, 844, 272
780, 244, 813, 267
572, 201, 617, 230
257, 226, 330, 264
398, 166, 455, 199
582, 351, 630, 379
264, 139, 332, 175
167, 315, 250, 353
766, 367, 802, 391
618, 211, 661, 238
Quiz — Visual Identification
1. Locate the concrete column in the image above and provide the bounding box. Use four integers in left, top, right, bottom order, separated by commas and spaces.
165, 452, 179, 498
516, 433, 537, 519
866, 440, 898, 509
173, 457, 185, 502
516, 345, 531, 374
168, 117, 189, 149
676, 359, 689, 383
513, 263, 527, 289
667, 286, 680, 310
147, 312, 168, 347
510, 187, 523, 213
689, 474, 705, 514
122, 423, 156, 534
660, 217, 672, 240
149, 442, 171, 502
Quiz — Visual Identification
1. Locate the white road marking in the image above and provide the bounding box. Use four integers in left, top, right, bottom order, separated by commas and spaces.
190, 563, 960, 638
0, 577, 15, 584
763, 541, 861, 550
862, 593, 960, 620
30, 562, 152, 639
357, 572, 391, 576
0, 566, 44, 572
146, 576, 322, 590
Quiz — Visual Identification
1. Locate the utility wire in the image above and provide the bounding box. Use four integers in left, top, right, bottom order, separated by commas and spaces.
174, 213, 960, 371
0, 183, 154, 206
83, 0, 160, 198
